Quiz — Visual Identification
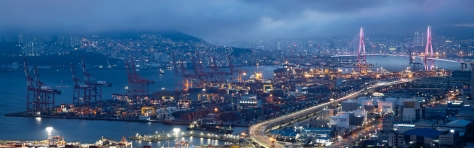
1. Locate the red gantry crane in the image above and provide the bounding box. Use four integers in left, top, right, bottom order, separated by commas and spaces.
24, 58, 61, 111
126, 60, 154, 98
79, 56, 111, 104
71, 63, 90, 104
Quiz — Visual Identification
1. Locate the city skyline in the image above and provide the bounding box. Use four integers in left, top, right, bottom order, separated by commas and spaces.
1, 0, 474, 43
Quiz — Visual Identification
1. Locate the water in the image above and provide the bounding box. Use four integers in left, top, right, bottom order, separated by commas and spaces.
0, 56, 461, 147
366, 55, 461, 71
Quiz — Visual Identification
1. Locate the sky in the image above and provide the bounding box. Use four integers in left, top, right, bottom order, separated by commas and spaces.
1, 0, 474, 42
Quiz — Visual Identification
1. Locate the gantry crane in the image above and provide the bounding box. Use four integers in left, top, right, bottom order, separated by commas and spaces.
24, 58, 61, 111
408, 42, 423, 71
126, 60, 154, 98
80, 56, 111, 103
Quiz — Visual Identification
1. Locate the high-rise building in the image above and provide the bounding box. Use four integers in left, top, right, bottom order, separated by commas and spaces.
401, 100, 423, 122
421, 32, 425, 46
277, 42, 281, 50
414, 32, 420, 46
17, 34, 23, 46
70, 36, 80, 47
414, 32, 425, 46
471, 67, 474, 99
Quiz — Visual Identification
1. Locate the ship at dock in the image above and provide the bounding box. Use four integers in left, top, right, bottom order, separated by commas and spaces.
186, 113, 234, 134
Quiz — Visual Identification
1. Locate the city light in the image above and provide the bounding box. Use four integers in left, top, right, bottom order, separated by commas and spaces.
46, 127, 53, 145
3, 12, 467, 148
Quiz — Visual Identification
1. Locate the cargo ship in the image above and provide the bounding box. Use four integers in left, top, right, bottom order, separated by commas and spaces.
186, 114, 234, 134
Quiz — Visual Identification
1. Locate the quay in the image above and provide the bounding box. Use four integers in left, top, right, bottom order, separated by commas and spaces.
130, 130, 240, 143
3, 112, 249, 128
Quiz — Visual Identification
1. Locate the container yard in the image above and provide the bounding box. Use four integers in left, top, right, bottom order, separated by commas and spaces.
4, 50, 451, 136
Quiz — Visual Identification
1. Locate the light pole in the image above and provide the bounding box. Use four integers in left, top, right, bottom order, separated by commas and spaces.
167, 140, 170, 148
125, 86, 129, 95
270, 137, 275, 147
173, 128, 180, 147
46, 127, 53, 146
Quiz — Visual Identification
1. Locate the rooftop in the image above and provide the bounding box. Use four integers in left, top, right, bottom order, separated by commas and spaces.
426, 114, 447, 120
303, 128, 332, 132
404, 128, 443, 139
447, 119, 471, 126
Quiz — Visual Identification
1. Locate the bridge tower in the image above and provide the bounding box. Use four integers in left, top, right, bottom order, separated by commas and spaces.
357, 27, 368, 74
423, 26, 435, 71
471, 63, 474, 99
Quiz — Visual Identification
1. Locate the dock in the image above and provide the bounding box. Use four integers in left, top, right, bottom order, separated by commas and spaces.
4, 112, 249, 128
130, 131, 240, 143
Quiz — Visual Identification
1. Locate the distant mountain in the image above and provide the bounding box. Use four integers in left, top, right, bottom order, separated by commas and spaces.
95, 30, 204, 42
0, 51, 115, 66
231, 47, 252, 57
158, 31, 204, 42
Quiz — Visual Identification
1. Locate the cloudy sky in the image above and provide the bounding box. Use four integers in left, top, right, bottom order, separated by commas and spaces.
1, 0, 473, 42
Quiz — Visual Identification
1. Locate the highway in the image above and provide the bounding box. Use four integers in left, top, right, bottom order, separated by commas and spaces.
330, 118, 382, 148
249, 79, 410, 148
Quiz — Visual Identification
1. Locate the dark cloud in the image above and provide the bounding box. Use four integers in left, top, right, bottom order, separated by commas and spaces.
0, 0, 473, 42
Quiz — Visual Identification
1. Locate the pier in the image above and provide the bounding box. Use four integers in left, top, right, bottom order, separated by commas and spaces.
130, 130, 240, 143
4, 111, 249, 127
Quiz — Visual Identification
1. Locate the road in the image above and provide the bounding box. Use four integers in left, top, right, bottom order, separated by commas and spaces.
249, 79, 410, 148
329, 118, 382, 148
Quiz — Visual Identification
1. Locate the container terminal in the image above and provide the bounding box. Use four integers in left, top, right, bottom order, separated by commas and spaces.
4, 27, 473, 148
4, 49, 451, 130
3, 33, 453, 136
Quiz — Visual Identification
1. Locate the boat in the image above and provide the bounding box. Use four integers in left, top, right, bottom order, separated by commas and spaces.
138, 115, 150, 121
186, 119, 234, 134
159, 69, 165, 74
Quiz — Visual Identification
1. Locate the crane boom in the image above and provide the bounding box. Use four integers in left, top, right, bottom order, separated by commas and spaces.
23, 58, 34, 88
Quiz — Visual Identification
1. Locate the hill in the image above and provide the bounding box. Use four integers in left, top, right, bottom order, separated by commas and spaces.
159, 31, 203, 42
231, 47, 252, 57
0, 51, 115, 66
96, 30, 204, 42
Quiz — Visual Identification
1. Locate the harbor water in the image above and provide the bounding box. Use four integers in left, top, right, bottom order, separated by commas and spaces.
0, 56, 462, 147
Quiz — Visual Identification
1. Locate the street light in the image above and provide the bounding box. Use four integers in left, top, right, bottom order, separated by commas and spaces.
46, 127, 53, 145
270, 137, 275, 147
125, 86, 129, 95
173, 128, 180, 141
